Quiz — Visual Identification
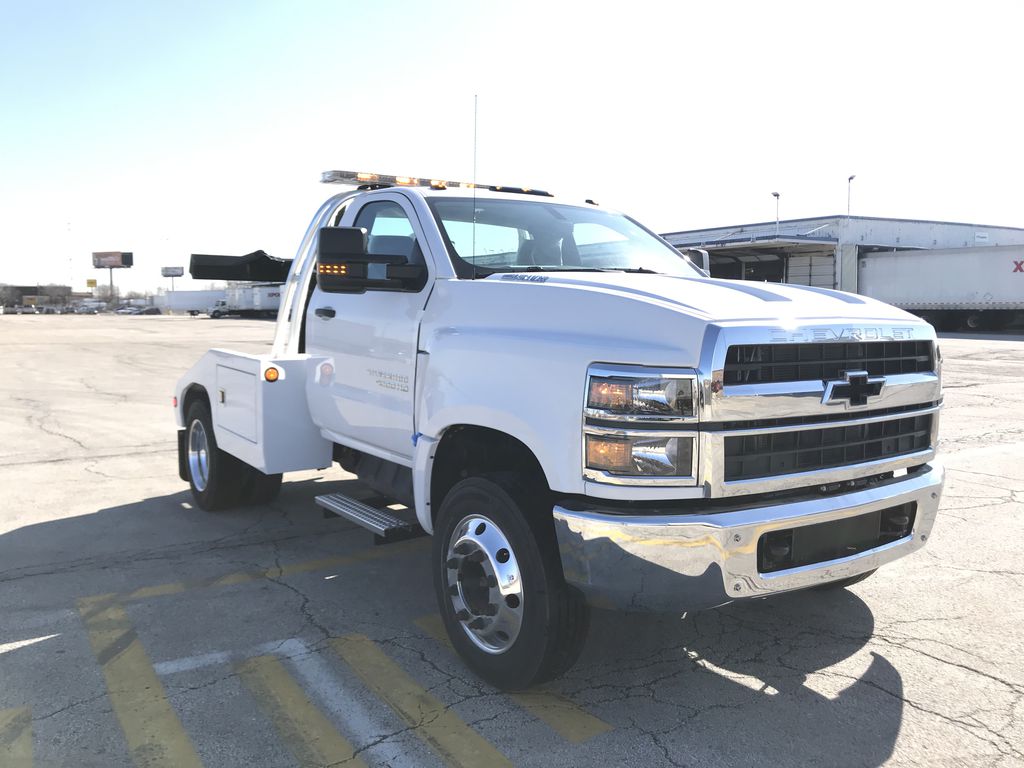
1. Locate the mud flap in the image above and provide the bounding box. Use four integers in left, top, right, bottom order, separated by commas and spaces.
177, 429, 189, 481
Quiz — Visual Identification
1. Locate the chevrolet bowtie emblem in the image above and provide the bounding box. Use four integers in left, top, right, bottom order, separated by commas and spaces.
822, 369, 885, 407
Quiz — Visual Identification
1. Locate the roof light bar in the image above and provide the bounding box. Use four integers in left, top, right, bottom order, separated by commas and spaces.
320, 170, 553, 197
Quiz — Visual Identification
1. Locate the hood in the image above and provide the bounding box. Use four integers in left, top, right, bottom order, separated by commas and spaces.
484, 272, 919, 323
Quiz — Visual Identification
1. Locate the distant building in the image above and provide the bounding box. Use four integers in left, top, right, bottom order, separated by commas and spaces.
0, 285, 72, 307
662, 216, 1024, 293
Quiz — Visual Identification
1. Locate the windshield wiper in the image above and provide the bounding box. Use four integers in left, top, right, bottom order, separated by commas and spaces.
617, 267, 661, 274
521, 266, 612, 272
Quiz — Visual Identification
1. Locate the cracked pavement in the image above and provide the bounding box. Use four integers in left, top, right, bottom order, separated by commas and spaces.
1, 316, 1022, 767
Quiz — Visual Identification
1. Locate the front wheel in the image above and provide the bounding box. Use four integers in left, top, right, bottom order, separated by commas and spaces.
433, 475, 589, 690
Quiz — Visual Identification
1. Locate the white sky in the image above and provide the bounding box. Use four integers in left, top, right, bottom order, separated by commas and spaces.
2, 0, 1022, 293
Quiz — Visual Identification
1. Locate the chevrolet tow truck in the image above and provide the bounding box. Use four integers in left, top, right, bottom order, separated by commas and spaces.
174, 170, 943, 689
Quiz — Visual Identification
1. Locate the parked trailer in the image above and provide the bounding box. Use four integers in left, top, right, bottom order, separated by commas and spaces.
162, 290, 227, 316
859, 244, 1024, 330
208, 283, 282, 319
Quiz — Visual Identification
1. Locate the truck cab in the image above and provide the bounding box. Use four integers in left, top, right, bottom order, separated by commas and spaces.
175, 171, 943, 689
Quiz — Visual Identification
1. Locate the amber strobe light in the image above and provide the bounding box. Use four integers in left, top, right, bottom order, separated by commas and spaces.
264, 367, 280, 382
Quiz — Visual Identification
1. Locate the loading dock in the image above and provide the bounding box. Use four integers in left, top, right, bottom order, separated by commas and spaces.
663, 215, 1024, 294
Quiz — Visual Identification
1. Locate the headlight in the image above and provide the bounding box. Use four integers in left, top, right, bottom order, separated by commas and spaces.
584, 365, 700, 485
586, 434, 694, 477
587, 375, 695, 419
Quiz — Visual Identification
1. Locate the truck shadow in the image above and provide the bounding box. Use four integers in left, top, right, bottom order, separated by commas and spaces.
0, 480, 901, 768
569, 590, 901, 766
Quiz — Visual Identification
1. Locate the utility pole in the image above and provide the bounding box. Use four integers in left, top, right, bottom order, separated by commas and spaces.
772, 192, 780, 238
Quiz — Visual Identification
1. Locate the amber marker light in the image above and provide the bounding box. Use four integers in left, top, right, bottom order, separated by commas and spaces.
264, 367, 280, 382
588, 378, 632, 411
585, 435, 632, 473
318, 263, 348, 275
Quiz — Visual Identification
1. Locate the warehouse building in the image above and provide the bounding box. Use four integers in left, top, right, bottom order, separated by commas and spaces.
661, 216, 1024, 293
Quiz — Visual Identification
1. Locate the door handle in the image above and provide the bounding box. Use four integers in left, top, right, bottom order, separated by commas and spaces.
315, 307, 336, 319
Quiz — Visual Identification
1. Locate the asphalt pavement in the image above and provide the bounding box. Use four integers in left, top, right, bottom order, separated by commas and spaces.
1, 315, 1021, 767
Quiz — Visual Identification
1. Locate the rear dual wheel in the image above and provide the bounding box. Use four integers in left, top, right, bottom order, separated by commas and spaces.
185, 401, 282, 510
433, 475, 589, 690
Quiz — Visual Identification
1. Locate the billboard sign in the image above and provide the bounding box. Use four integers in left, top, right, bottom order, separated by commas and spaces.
92, 251, 134, 268
161, 266, 184, 278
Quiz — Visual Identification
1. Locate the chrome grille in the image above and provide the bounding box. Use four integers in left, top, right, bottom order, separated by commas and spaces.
723, 341, 934, 385
723, 414, 933, 481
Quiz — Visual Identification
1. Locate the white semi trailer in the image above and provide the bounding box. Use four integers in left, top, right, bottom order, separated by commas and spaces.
207, 283, 283, 319
163, 289, 227, 315
859, 244, 1024, 330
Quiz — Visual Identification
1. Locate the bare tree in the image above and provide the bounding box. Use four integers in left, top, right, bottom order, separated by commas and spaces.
0, 284, 20, 307
41, 284, 72, 306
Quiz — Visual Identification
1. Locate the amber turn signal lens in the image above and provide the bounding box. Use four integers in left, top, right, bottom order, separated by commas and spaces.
588, 378, 632, 411
264, 367, 280, 382
585, 435, 632, 473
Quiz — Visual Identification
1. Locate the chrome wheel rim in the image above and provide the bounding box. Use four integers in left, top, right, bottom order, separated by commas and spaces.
445, 514, 524, 655
188, 419, 210, 492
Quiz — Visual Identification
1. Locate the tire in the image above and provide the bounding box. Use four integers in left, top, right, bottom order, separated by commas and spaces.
964, 313, 984, 331
184, 400, 245, 510
210, 310, 222, 319
241, 468, 283, 504
433, 474, 590, 690
812, 569, 876, 591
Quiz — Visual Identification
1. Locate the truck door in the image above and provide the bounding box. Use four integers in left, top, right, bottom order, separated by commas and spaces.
304, 193, 431, 463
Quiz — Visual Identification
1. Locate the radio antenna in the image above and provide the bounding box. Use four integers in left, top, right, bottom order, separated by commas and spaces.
472, 94, 478, 270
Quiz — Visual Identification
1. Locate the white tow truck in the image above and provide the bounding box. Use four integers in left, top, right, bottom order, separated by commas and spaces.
175, 170, 944, 689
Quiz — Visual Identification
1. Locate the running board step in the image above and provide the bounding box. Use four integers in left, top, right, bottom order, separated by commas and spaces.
315, 492, 424, 545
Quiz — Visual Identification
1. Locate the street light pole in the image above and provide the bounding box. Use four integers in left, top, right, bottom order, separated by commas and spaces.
772, 192, 780, 238
847, 174, 856, 217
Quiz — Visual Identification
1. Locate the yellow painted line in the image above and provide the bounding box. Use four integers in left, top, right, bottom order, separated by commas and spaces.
0, 707, 32, 768
109, 537, 428, 605
331, 634, 514, 768
77, 596, 203, 768
414, 614, 612, 744
237, 655, 367, 768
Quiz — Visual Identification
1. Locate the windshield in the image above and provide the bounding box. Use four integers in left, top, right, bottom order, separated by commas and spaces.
427, 197, 703, 278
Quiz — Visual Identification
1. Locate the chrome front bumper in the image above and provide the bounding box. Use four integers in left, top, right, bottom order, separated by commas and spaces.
553, 463, 943, 612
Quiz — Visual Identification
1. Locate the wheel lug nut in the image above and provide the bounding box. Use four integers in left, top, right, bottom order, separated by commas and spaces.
482, 604, 498, 616
454, 542, 472, 556
455, 609, 470, 622
468, 617, 487, 630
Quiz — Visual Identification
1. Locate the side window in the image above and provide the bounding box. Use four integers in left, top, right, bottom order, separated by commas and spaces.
353, 200, 422, 264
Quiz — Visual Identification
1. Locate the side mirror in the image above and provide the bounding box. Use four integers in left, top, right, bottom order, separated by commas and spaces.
681, 247, 710, 275
316, 227, 427, 293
